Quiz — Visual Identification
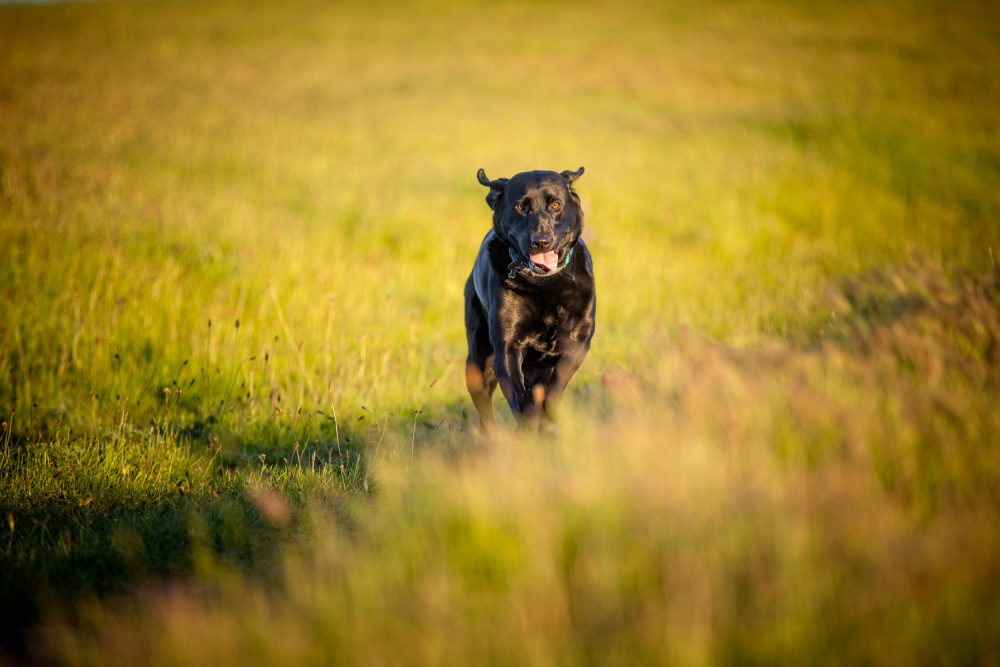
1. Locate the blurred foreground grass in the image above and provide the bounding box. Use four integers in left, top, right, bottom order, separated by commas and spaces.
1, 0, 999, 664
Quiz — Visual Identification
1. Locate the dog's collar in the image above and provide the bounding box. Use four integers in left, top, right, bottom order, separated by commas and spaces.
508, 244, 576, 279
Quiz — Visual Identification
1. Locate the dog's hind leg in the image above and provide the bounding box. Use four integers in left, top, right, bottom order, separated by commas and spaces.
464, 278, 497, 432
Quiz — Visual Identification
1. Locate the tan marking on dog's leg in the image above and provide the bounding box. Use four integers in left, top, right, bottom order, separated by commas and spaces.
466, 362, 485, 393
466, 362, 495, 432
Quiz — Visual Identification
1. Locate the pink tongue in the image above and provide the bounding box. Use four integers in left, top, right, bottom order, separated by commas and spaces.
530, 251, 559, 271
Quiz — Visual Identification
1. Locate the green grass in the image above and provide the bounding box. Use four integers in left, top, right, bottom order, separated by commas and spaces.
2, 0, 999, 664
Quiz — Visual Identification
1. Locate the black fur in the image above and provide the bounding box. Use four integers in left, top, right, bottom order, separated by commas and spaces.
464, 167, 596, 429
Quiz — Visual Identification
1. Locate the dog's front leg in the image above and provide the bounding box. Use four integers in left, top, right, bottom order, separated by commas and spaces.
543, 338, 589, 419
494, 348, 539, 422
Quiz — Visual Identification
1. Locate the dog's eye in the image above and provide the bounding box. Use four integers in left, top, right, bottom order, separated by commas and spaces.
514, 201, 528, 213
549, 200, 562, 211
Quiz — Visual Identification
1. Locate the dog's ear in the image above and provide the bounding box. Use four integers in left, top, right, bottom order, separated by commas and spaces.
477, 168, 509, 210
561, 166, 585, 185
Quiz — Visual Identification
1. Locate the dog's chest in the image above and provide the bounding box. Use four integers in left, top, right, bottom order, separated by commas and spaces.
527, 306, 574, 357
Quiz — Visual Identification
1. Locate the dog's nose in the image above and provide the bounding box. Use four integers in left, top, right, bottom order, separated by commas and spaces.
530, 234, 555, 252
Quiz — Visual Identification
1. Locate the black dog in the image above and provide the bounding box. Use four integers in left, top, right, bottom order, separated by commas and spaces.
464, 166, 596, 430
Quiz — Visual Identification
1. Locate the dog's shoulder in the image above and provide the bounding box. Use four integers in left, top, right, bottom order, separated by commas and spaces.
475, 229, 513, 276
576, 238, 595, 278
471, 229, 512, 307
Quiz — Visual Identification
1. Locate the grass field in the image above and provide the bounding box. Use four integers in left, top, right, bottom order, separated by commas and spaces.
2, 0, 1000, 664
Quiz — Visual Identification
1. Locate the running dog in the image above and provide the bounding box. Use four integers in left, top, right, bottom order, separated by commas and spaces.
464, 166, 596, 430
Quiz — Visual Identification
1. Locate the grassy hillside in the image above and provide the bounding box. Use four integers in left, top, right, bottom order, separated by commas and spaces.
1, 0, 999, 664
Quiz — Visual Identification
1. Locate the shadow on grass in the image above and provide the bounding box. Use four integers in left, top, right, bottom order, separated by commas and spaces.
0, 398, 479, 660
0, 485, 299, 659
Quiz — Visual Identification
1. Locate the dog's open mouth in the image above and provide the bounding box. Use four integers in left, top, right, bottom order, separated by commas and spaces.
529, 251, 560, 272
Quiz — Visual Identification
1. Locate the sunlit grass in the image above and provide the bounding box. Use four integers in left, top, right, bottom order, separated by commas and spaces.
1, 0, 999, 663
36, 261, 1000, 664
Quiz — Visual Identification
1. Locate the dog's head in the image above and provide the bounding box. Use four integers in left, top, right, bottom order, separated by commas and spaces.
477, 167, 585, 273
